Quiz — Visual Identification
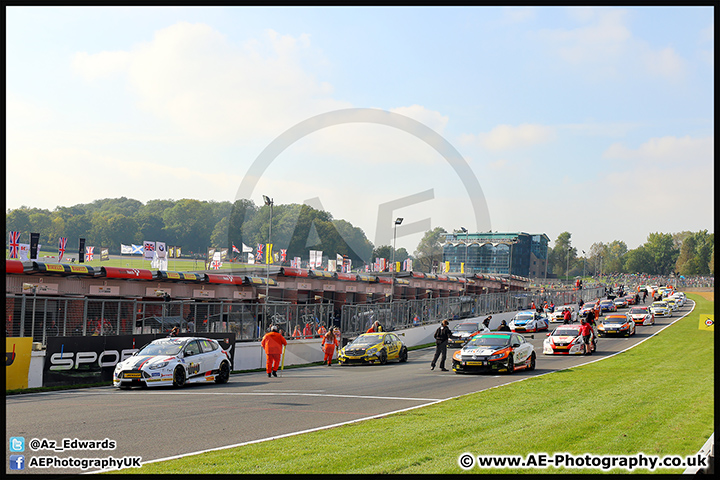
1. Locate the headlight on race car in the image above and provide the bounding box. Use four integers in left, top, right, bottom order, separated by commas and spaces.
148, 361, 170, 370
488, 349, 510, 360
453, 351, 462, 361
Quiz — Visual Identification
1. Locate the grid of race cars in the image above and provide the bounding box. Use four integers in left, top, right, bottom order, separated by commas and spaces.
113, 286, 688, 387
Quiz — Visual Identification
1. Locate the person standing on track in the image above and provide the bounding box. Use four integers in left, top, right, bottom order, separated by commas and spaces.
261, 325, 287, 378
321, 328, 338, 366
579, 318, 593, 355
431, 319, 451, 371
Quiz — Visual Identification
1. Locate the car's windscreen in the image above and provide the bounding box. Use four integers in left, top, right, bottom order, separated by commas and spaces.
454, 324, 478, 332
629, 308, 646, 314
347, 336, 382, 348
653, 302, 667, 307
553, 328, 579, 336
514, 314, 533, 322
603, 318, 625, 323
464, 336, 509, 348
137, 342, 184, 356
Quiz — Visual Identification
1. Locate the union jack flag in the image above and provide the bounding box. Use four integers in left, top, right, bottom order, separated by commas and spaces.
210, 260, 222, 270
9, 231, 21, 259
86, 246, 95, 261
256, 243, 263, 259
232, 244, 240, 254
280, 249, 287, 262
58, 237, 67, 261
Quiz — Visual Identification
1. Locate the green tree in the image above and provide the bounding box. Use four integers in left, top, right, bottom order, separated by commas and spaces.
162, 199, 214, 253
643, 232, 678, 275
6, 208, 32, 236
413, 227, 447, 273
603, 240, 628, 274
624, 245, 652, 273
136, 212, 166, 244
550, 232, 575, 278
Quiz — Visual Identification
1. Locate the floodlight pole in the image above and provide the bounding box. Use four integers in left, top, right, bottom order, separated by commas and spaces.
263, 195, 273, 325
460, 227, 468, 295
391, 218, 403, 305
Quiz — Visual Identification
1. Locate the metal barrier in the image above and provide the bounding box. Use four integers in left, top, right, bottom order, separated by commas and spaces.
4, 296, 335, 345
340, 286, 605, 336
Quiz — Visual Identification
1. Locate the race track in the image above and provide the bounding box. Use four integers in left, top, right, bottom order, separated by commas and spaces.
6, 300, 693, 475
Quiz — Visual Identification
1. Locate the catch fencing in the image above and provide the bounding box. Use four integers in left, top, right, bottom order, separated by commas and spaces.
340, 287, 604, 335
6, 286, 603, 345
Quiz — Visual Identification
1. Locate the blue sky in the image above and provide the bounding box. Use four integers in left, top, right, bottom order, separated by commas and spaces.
6, 6, 714, 255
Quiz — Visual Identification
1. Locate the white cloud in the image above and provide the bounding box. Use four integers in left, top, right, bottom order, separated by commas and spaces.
70, 22, 344, 141
536, 8, 688, 82
72, 50, 132, 81
6, 94, 55, 125
472, 123, 556, 151
538, 9, 631, 65
603, 135, 713, 165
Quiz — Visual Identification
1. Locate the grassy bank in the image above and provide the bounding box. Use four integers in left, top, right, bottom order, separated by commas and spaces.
115, 293, 714, 474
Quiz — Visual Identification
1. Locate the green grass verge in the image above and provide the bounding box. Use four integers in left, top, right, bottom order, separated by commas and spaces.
113, 293, 714, 474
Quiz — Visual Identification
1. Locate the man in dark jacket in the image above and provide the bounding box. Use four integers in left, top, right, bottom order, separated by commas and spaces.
431, 319, 451, 371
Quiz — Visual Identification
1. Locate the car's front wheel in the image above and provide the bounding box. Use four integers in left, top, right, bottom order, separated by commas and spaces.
215, 361, 230, 384
173, 366, 186, 388
505, 355, 514, 374
528, 352, 536, 371
379, 349, 388, 365
399, 347, 408, 363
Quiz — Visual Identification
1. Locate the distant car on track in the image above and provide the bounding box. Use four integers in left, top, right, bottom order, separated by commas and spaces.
447, 322, 490, 348
650, 301, 672, 317
508, 310, 549, 333
452, 332, 536, 374
613, 297, 629, 309
628, 306, 655, 326
113, 337, 232, 389
543, 324, 596, 355
597, 314, 636, 337
599, 299, 617, 314
669, 292, 686, 307
663, 297, 679, 312
579, 302, 600, 321
549, 305, 577, 324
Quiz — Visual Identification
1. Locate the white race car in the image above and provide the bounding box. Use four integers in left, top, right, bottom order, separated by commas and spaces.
650, 301, 671, 317
628, 306, 655, 326
509, 310, 549, 333
543, 324, 596, 355
113, 337, 232, 389
548, 305, 577, 323
669, 292, 686, 307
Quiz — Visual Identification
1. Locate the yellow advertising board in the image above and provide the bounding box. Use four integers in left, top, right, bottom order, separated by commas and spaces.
699, 314, 714, 331
6, 337, 33, 390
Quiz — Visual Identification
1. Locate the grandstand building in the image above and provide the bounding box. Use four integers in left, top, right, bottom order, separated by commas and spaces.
442, 232, 549, 278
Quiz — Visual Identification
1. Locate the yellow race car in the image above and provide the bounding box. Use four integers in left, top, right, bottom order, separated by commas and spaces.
338, 332, 408, 365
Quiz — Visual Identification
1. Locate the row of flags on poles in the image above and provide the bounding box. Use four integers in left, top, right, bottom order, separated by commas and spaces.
8, 231, 109, 263
10, 231, 417, 273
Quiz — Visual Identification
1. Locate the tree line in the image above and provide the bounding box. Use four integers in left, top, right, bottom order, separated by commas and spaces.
5, 197, 402, 267
546, 230, 714, 278
6, 198, 713, 276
